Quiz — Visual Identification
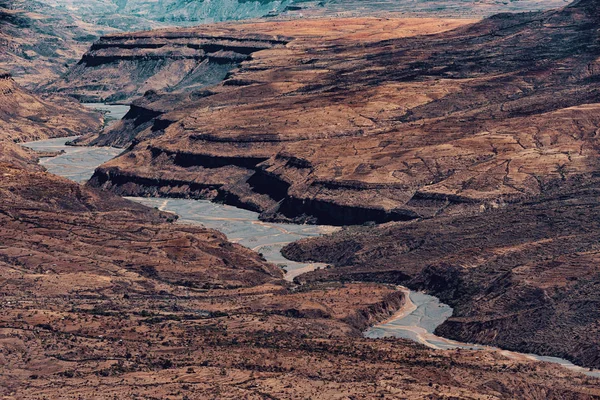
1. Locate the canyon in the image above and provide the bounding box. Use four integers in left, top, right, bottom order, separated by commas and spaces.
64, 0, 600, 228
2, 0, 600, 397
1, 127, 597, 399
45, 0, 600, 372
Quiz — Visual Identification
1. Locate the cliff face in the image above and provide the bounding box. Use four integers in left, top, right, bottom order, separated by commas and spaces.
0, 71, 102, 142
80, 5, 600, 225
284, 174, 600, 369
46, 28, 289, 102
80, 18, 477, 225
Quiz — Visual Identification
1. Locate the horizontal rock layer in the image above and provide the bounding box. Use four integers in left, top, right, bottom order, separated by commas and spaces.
284, 173, 600, 368
3, 146, 588, 398
46, 28, 289, 102
83, 6, 600, 226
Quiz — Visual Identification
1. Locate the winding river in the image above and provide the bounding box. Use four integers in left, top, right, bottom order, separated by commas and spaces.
22, 127, 600, 378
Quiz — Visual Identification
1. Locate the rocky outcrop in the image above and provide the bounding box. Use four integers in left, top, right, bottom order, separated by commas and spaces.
284, 173, 600, 368
343, 290, 406, 332
4, 151, 589, 399
79, 7, 600, 225
46, 29, 289, 102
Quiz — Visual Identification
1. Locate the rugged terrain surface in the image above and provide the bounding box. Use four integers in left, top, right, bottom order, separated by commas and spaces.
316, 0, 568, 16
77, 17, 478, 224
57, 0, 600, 370
0, 0, 566, 87
284, 175, 600, 369
82, 1, 600, 227
46, 27, 291, 103
2, 112, 597, 399
0, 70, 102, 142
13, 134, 600, 398
0, 0, 115, 87
4, 0, 600, 396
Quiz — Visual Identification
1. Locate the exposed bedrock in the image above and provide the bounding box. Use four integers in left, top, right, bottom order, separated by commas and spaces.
283, 173, 600, 368
342, 290, 406, 333
78, 5, 600, 226
89, 140, 425, 225
45, 29, 289, 102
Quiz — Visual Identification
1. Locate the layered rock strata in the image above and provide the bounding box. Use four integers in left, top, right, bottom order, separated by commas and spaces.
1, 154, 599, 398
78, 3, 600, 224
46, 28, 290, 102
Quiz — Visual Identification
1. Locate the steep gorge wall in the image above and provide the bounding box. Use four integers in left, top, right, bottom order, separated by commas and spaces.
66, 7, 600, 226
46, 30, 288, 102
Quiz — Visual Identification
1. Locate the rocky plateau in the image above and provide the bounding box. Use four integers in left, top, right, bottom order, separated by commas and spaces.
3, 72, 598, 400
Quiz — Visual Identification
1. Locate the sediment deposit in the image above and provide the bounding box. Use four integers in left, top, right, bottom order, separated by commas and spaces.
2, 147, 599, 398
57, 0, 600, 370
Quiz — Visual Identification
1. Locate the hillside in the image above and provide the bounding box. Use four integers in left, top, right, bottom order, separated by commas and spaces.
70, 2, 600, 225
1, 76, 595, 399
0, 1, 116, 87
0, 70, 101, 142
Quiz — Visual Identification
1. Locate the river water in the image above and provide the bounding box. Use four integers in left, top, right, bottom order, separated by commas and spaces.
82, 103, 131, 129
21, 136, 336, 282
22, 130, 600, 378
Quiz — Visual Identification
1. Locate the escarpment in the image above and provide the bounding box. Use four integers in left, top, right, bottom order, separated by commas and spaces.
46, 28, 289, 103
82, 18, 478, 224
4, 148, 591, 399
284, 172, 600, 368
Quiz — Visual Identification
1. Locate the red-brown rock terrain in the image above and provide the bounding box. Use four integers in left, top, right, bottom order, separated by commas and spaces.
3, 0, 600, 396
75, 1, 600, 227
284, 174, 600, 369
2, 144, 600, 398
3, 69, 596, 400
0, 0, 114, 88
45, 27, 291, 103
43, 0, 600, 371
0, 70, 102, 143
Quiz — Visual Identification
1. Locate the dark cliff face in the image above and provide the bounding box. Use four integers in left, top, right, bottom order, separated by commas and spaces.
285, 175, 600, 368
46, 30, 288, 102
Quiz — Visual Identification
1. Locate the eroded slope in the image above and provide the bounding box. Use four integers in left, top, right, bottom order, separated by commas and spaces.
284, 174, 600, 369
0, 0, 114, 87
0, 70, 101, 142
1, 156, 599, 398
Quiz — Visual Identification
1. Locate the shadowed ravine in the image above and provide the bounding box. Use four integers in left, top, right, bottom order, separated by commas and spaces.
22, 131, 600, 379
